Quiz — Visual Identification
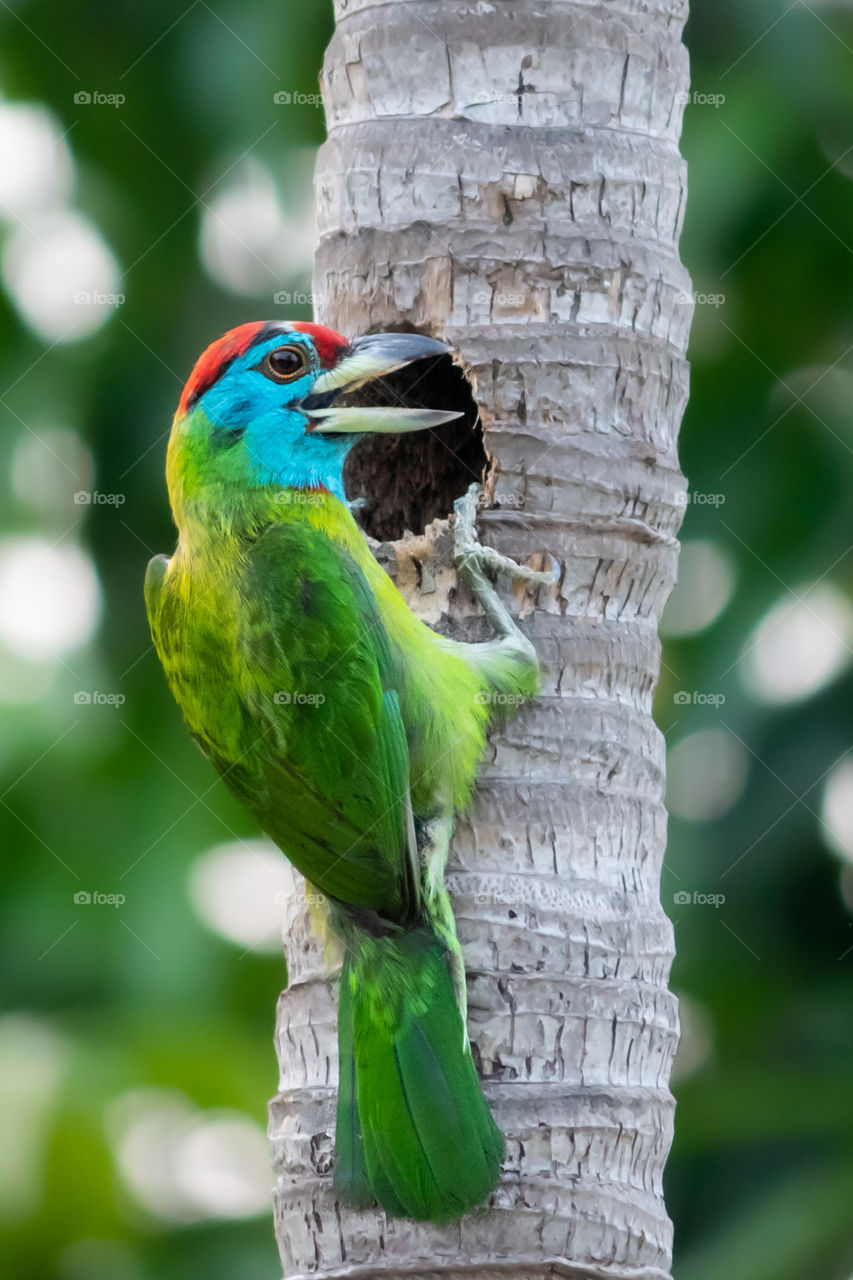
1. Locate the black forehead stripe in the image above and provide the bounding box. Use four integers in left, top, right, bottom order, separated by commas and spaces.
246, 320, 292, 351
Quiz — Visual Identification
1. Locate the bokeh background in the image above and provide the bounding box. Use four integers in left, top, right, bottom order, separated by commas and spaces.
0, 3, 851, 1279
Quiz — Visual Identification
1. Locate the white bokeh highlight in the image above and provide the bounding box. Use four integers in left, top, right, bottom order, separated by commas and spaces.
840, 866, 853, 915
667, 728, 749, 822
821, 757, 853, 866
199, 156, 316, 297
2, 209, 122, 343
0, 102, 73, 218
661, 540, 735, 638
742, 584, 853, 705
188, 839, 296, 952
0, 1015, 67, 1219
108, 1089, 271, 1222
12, 428, 94, 516
0, 654, 57, 705
670, 992, 714, 1084
0, 537, 102, 662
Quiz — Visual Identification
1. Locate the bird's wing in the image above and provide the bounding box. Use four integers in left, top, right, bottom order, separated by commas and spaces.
229, 520, 421, 926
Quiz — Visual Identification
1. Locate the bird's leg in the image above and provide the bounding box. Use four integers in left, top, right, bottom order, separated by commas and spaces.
420, 810, 469, 1036
453, 482, 557, 654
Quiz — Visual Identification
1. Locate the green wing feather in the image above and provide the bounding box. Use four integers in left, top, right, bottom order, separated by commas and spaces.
145, 497, 520, 1221
147, 518, 417, 923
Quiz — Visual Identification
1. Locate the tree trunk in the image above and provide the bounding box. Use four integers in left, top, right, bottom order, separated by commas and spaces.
270, 1, 691, 1276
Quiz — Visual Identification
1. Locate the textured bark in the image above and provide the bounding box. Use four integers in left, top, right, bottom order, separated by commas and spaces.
270, 1, 691, 1275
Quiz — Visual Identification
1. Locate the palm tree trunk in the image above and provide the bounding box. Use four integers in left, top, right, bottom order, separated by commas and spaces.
270, 1, 691, 1276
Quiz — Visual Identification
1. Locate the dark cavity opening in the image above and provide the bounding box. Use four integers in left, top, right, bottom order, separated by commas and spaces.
342, 331, 487, 542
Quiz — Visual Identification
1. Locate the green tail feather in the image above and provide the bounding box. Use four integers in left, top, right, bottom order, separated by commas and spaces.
334, 927, 503, 1222
333, 967, 373, 1210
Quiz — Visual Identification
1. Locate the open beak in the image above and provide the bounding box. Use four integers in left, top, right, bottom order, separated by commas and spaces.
302, 332, 463, 434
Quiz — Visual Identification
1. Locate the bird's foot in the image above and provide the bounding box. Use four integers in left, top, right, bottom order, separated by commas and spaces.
453, 483, 557, 644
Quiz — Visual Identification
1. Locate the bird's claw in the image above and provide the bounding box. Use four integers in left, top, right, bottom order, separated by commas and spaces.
452, 483, 556, 645
453, 483, 557, 589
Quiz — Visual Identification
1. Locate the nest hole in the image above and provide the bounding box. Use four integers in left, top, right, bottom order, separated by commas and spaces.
342, 333, 487, 542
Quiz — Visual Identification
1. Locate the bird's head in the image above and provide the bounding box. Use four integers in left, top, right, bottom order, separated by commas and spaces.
167, 320, 461, 516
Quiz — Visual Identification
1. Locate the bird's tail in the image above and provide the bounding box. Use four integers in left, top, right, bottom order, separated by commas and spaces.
334, 923, 503, 1221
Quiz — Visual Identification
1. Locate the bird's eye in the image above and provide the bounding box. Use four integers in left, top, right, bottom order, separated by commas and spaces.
262, 344, 308, 383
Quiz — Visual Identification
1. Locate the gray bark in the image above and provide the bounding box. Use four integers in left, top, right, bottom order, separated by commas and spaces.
270, 1, 691, 1275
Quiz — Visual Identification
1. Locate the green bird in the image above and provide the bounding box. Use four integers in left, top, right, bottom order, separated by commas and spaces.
145, 320, 544, 1222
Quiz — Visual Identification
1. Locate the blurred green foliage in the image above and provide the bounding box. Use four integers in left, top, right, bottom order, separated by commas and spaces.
0, 4, 333, 1279
0, 3, 851, 1279
664, 5, 853, 1279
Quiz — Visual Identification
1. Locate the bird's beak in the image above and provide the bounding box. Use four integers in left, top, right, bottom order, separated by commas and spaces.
302, 332, 463, 434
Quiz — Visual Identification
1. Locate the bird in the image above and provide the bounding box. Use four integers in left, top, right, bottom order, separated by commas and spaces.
145, 320, 547, 1222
